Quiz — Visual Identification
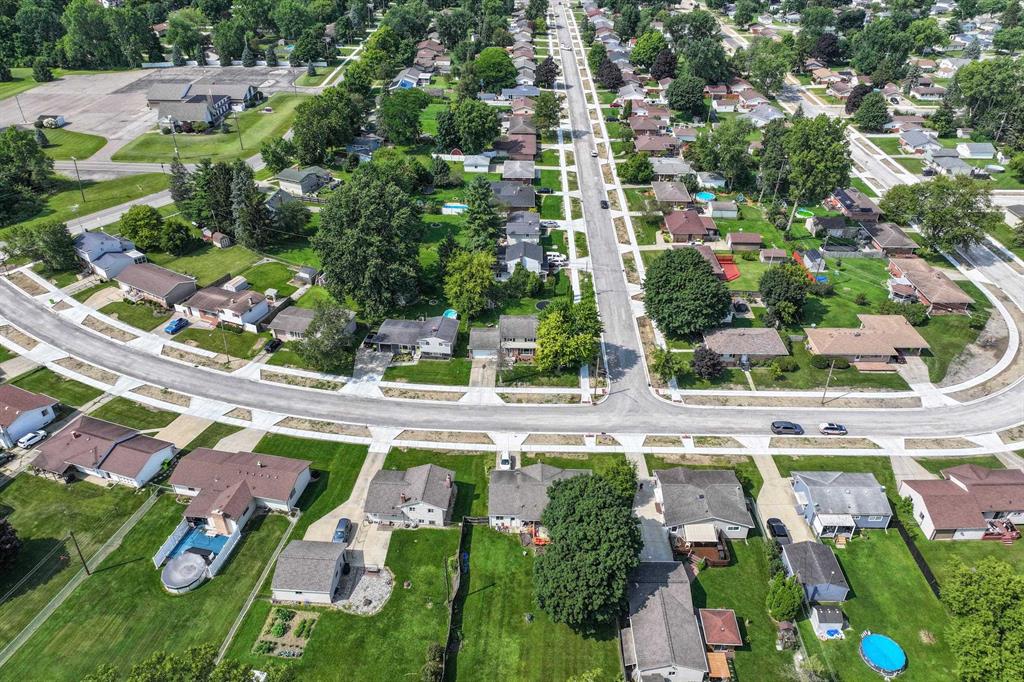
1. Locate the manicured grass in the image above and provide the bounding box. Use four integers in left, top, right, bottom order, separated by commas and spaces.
624, 187, 650, 212
542, 228, 568, 256
917, 281, 992, 382
913, 455, 1004, 476
645, 454, 764, 497
801, 257, 893, 328
1, 174, 169, 235
419, 101, 448, 136
89, 397, 179, 431
896, 157, 925, 174
849, 176, 879, 198
0, 477, 144, 650
448, 527, 621, 682
497, 363, 580, 387
866, 136, 902, 156
11, 367, 103, 407
224, 529, 459, 680
538, 168, 561, 189
574, 231, 589, 257
32, 262, 78, 287
0, 67, 40, 100
71, 280, 117, 303
0, 346, 15, 363
176, 326, 271, 359
383, 358, 472, 386
540, 194, 563, 219
915, 535, 1024, 586
295, 285, 335, 308
182, 421, 242, 452
112, 94, 309, 163
691, 536, 796, 680
39, 128, 107, 160
240, 261, 298, 297
148, 244, 260, 287
2, 497, 289, 681
725, 258, 772, 292
99, 300, 171, 331
986, 220, 1024, 260
253, 434, 367, 536
799, 532, 956, 682
751, 344, 910, 391
538, 149, 560, 166
383, 447, 491, 519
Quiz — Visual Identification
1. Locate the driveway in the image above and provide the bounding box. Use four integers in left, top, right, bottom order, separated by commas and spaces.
891, 455, 935, 485
753, 456, 816, 543
153, 415, 212, 448
633, 481, 673, 562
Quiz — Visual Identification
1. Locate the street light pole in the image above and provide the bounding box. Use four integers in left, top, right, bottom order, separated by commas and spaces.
233, 112, 244, 151
821, 357, 836, 405
71, 156, 85, 202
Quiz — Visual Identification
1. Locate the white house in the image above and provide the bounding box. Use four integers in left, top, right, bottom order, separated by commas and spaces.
271, 540, 347, 605
653, 468, 755, 539
176, 286, 270, 328
697, 172, 727, 189
462, 155, 491, 173
73, 231, 147, 279
0, 385, 58, 449
364, 464, 457, 526
956, 142, 995, 159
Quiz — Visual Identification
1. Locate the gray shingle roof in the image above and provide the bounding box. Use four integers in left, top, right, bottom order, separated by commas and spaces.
272, 540, 346, 593
364, 464, 456, 515
268, 307, 316, 335
654, 468, 754, 529
627, 562, 709, 676
794, 471, 893, 517
782, 541, 849, 589
488, 463, 590, 520
371, 317, 459, 347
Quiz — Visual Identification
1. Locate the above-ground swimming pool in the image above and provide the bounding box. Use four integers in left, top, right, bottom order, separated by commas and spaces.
860, 633, 907, 677
443, 309, 458, 319
695, 191, 716, 202
795, 208, 816, 218
170, 524, 229, 559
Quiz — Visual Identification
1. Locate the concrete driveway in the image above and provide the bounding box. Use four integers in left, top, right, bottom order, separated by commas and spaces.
634, 482, 673, 562
753, 456, 816, 543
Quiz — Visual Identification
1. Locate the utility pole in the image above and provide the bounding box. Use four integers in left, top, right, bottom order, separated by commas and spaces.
821, 357, 836, 405
233, 111, 244, 150
170, 124, 180, 158
69, 530, 90, 575
71, 156, 85, 202
13, 94, 27, 123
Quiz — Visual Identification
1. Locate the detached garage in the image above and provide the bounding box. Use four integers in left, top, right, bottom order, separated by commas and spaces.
271, 540, 347, 605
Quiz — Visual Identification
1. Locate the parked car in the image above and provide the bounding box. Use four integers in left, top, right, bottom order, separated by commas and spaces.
591, 150, 599, 157
498, 454, 513, 470
263, 338, 283, 353
600, 199, 609, 209
0, 452, 15, 467
537, 187, 553, 194
333, 518, 352, 544
605, 115, 619, 122
770, 420, 804, 435
767, 518, 791, 546
819, 422, 848, 436
164, 318, 189, 334
541, 220, 560, 229
16, 430, 47, 448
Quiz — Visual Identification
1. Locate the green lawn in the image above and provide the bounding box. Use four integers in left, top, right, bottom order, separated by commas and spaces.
99, 300, 172, 331
866, 136, 902, 156
383, 447, 491, 520
1, 174, 169, 235
240, 261, 298, 297
148, 244, 261, 287
89, 397, 179, 430
71, 280, 117, 303
574, 231, 589, 257
538, 149, 560, 166
849, 176, 879, 198
915, 536, 1024, 586
497, 362, 580, 387
801, 257, 893, 328
253, 434, 367, 536
624, 188, 650, 212
539, 168, 561, 189
917, 281, 992, 382
985, 220, 1024, 260
383, 358, 472, 386
773, 455, 897, 494
176, 326, 271, 359
420, 101, 448, 136
39, 128, 107, 160
726, 258, 773, 291
0, 67, 40, 100
112, 93, 309, 163
645, 454, 764, 497
32, 262, 79, 287
799, 533, 956, 682
295, 285, 335, 308
0, 477, 145, 650
11, 367, 103, 407
1, 497, 289, 681
751, 344, 910, 391
447, 527, 621, 682
224, 529, 459, 680
913, 455, 1004, 476
182, 421, 243, 452
896, 157, 925, 175
540, 194, 563, 219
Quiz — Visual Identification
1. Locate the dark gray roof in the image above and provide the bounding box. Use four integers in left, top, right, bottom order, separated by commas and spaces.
365, 464, 456, 515
864, 222, 917, 250
504, 241, 543, 264
499, 315, 537, 340
505, 211, 541, 237
276, 166, 333, 183
268, 307, 316, 334
793, 471, 893, 517
654, 468, 754, 529
114, 263, 195, 297
490, 181, 536, 208
627, 562, 709, 676
812, 605, 844, 624
147, 82, 191, 102
272, 540, 346, 593
468, 326, 499, 351
371, 317, 459, 347
782, 541, 849, 589
488, 463, 590, 520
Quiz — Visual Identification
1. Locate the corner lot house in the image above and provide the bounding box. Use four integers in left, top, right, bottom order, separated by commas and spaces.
365, 464, 457, 526
177, 286, 270, 328
888, 258, 973, 315
272, 540, 348, 605
488, 463, 589, 531
781, 541, 850, 603
74, 231, 147, 279
792, 471, 893, 538
899, 464, 1024, 540
366, 316, 459, 358
623, 562, 708, 682
0, 385, 58, 448
805, 314, 930, 364
115, 263, 197, 308
33, 415, 175, 487
653, 468, 755, 539
701, 327, 788, 367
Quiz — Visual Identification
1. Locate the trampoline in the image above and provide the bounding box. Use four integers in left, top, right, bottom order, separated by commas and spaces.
860, 633, 907, 678
161, 551, 210, 594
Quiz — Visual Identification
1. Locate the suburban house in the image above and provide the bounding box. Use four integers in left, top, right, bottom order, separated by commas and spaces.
725, 232, 763, 251
652, 181, 693, 207
502, 160, 536, 183
653, 468, 755, 539
468, 315, 538, 362
276, 166, 334, 196
650, 157, 693, 180
74, 231, 147, 279
899, 464, 1024, 540
634, 135, 677, 154
664, 210, 718, 243
266, 190, 294, 214
504, 211, 541, 245
825, 187, 881, 222
622, 562, 709, 682
114, 263, 197, 308
490, 181, 537, 209
699, 608, 743, 652
956, 142, 996, 159
271, 540, 348, 605
366, 316, 459, 358
701, 327, 788, 367
760, 247, 788, 263
804, 314, 930, 364
792, 471, 893, 538
268, 305, 355, 341
494, 134, 538, 161
888, 258, 973, 314
462, 155, 491, 173
488, 463, 589, 531
501, 241, 544, 278
807, 216, 858, 239
802, 249, 827, 274
148, 81, 261, 110
899, 129, 942, 155
930, 155, 974, 177
176, 286, 270, 328
365, 464, 457, 526
0, 385, 58, 449
863, 223, 918, 256
742, 103, 785, 128
389, 66, 430, 90
781, 541, 850, 603
33, 415, 175, 487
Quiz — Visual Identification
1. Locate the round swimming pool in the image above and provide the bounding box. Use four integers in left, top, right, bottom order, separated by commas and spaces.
795, 207, 816, 218
695, 191, 716, 202
443, 308, 458, 319
860, 633, 907, 677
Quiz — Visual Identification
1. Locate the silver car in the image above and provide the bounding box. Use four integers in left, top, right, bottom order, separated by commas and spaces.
818, 422, 848, 436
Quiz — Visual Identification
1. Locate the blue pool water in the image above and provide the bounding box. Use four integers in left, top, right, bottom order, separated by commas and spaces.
695, 191, 716, 202
170, 524, 229, 558
860, 634, 907, 675
443, 309, 458, 319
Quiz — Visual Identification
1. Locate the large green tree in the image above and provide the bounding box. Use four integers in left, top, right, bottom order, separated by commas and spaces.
879, 176, 1000, 251
759, 262, 809, 326
443, 250, 495, 320
643, 248, 732, 337
292, 87, 366, 164
118, 204, 164, 251
631, 30, 668, 70
296, 300, 356, 374
666, 72, 706, 118
0, 125, 53, 226
464, 175, 501, 252
454, 98, 499, 154
474, 46, 517, 92
784, 115, 851, 228
535, 297, 602, 372
377, 88, 431, 145
5, 220, 77, 271
853, 91, 891, 132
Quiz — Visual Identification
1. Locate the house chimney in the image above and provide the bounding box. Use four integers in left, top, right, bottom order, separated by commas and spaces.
400, 493, 408, 503
445, 473, 452, 488
71, 431, 81, 439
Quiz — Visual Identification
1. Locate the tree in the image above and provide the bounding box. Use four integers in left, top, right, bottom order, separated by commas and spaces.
614, 4, 640, 40
171, 43, 185, 66
6, 220, 77, 271
306, 61, 317, 77
619, 153, 654, 184
587, 42, 606, 72
533, 91, 561, 135
160, 219, 201, 255
434, 107, 460, 153
32, 56, 52, 82
474, 46, 517, 92
994, 26, 1024, 55
382, 0, 431, 40
881, 176, 1001, 251
314, 164, 422, 319
464, 176, 501, 252
533, 475, 642, 632
436, 231, 459, 277
443, 250, 495, 320
1004, 0, 1021, 29
908, 18, 948, 54
759, 263, 809, 324
0, 519, 22, 570
231, 162, 273, 249
166, 8, 205, 57
651, 49, 676, 81
686, 118, 755, 189
85, 645, 295, 682
271, 0, 315, 39
119, 204, 164, 251
682, 38, 730, 84
378, 88, 430, 145
758, 118, 790, 202
241, 42, 255, 67
666, 73, 706, 118
295, 300, 356, 373
212, 17, 246, 63
600, 459, 638, 505
272, 200, 311, 237
437, 9, 472, 48
643, 248, 732, 337
853, 92, 890, 132
811, 32, 843, 65
431, 156, 460, 189
651, 346, 687, 384
264, 45, 279, 67
744, 38, 794, 95
931, 99, 957, 138
631, 30, 668, 70
766, 574, 804, 622
733, 0, 759, 27
849, 19, 911, 78
878, 184, 918, 225
963, 39, 982, 60
596, 58, 623, 89
34, 128, 48, 148
535, 297, 602, 372
784, 115, 851, 228
454, 98, 499, 154
0, 126, 53, 226
291, 25, 329, 64
691, 344, 724, 380
168, 158, 194, 213
259, 137, 295, 174
291, 87, 365, 164
535, 56, 558, 89
844, 83, 873, 115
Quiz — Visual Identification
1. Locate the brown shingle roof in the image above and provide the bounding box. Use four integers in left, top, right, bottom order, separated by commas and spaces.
115, 263, 195, 298
702, 327, 788, 357
665, 210, 715, 238
890, 258, 974, 306
0, 385, 57, 428
901, 479, 988, 529
699, 609, 743, 647
100, 435, 173, 478
183, 287, 266, 315
805, 315, 930, 356
169, 448, 310, 505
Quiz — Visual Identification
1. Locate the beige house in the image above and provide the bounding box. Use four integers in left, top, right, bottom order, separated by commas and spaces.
702, 327, 788, 366
804, 314, 930, 363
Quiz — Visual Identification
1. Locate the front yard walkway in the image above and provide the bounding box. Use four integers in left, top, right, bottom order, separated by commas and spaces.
469, 358, 496, 387
153, 415, 213, 448
214, 427, 266, 452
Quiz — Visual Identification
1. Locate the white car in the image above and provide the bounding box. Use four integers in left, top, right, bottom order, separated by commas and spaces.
590, 150, 599, 157
818, 423, 848, 436
498, 454, 513, 470
17, 430, 47, 448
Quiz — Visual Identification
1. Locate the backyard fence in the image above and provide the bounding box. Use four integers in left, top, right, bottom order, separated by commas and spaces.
441, 519, 483, 679
206, 526, 242, 577
152, 518, 189, 568
893, 518, 941, 599
820, 248, 884, 259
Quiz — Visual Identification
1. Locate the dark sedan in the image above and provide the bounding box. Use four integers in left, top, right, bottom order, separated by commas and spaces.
767, 517, 791, 545
770, 421, 804, 435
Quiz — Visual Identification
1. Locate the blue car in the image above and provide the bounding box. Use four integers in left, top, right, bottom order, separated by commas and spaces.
164, 318, 189, 334
333, 518, 352, 544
